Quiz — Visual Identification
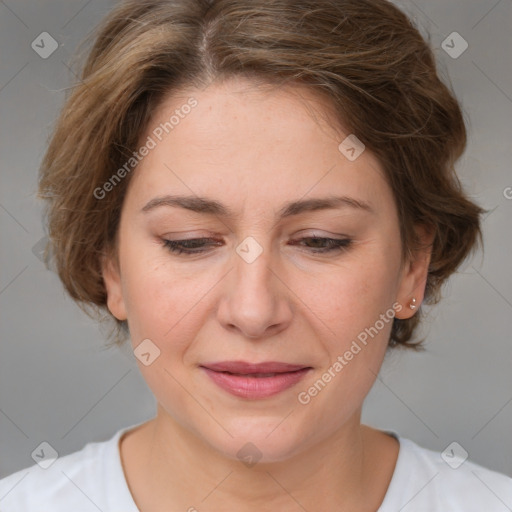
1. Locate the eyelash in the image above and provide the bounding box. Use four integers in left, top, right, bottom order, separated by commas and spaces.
162, 237, 353, 255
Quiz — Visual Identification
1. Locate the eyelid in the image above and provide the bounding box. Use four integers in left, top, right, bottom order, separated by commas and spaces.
161, 234, 353, 256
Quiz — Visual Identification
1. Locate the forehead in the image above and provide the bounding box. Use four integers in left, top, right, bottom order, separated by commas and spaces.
127, 78, 393, 217
149, 77, 348, 152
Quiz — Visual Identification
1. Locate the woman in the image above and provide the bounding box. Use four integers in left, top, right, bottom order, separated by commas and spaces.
1, 0, 510, 510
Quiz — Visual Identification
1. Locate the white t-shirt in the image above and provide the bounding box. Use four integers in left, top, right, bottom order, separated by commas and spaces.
1, 421, 511, 511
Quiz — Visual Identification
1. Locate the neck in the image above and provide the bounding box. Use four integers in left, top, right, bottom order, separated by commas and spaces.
121, 406, 398, 511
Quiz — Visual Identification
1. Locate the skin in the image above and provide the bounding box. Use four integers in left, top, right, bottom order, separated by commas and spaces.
102, 76, 433, 511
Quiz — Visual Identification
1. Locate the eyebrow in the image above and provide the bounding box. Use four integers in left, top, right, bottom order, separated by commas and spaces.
141, 194, 375, 219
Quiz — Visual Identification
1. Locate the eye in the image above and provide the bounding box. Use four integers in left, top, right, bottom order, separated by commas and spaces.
289, 236, 353, 254
162, 237, 220, 255
162, 236, 353, 256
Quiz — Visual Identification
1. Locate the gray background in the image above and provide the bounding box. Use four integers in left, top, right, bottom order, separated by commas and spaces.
1, 0, 511, 483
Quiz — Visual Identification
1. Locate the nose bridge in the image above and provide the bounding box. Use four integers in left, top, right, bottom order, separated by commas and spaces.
217, 234, 291, 338
235, 238, 272, 288
232, 235, 277, 308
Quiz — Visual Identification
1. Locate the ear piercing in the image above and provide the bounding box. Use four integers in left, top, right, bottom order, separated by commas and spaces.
409, 297, 417, 310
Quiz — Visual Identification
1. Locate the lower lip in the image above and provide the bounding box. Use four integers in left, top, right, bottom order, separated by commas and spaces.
201, 367, 311, 399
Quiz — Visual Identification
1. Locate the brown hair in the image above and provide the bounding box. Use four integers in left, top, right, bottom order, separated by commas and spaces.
38, 0, 484, 349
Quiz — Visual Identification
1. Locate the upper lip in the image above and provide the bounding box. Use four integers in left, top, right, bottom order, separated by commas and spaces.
200, 361, 310, 374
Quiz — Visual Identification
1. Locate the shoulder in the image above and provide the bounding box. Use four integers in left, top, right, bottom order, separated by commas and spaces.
380, 433, 512, 512
0, 424, 140, 512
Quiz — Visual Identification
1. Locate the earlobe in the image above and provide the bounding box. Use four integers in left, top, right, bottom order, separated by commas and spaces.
101, 252, 128, 321
395, 296, 423, 320
395, 224, 435, 320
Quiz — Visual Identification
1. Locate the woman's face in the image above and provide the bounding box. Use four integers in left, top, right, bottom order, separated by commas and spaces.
103, 77, 429, 463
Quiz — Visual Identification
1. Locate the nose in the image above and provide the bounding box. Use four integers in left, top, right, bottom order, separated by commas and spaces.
216, 241, 293, 339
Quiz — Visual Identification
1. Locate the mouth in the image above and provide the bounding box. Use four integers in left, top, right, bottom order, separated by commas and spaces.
199, 361, 312, 399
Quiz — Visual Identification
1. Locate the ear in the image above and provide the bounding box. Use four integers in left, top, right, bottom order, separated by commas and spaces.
394, 224, 435, 320
101, 250, 128, 321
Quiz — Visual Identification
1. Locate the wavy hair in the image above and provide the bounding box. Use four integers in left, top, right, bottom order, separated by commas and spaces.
38, 0, 484, 348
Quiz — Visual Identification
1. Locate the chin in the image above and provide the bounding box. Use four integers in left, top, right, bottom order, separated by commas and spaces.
201, 414, 313, 465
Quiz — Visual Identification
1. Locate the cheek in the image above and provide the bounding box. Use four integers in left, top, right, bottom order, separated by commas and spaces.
298, 252, 400, 345
120, 250, 218, 357
294, 257, 398, 424
122, 262, 204, 404
120, 252, 185, 339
